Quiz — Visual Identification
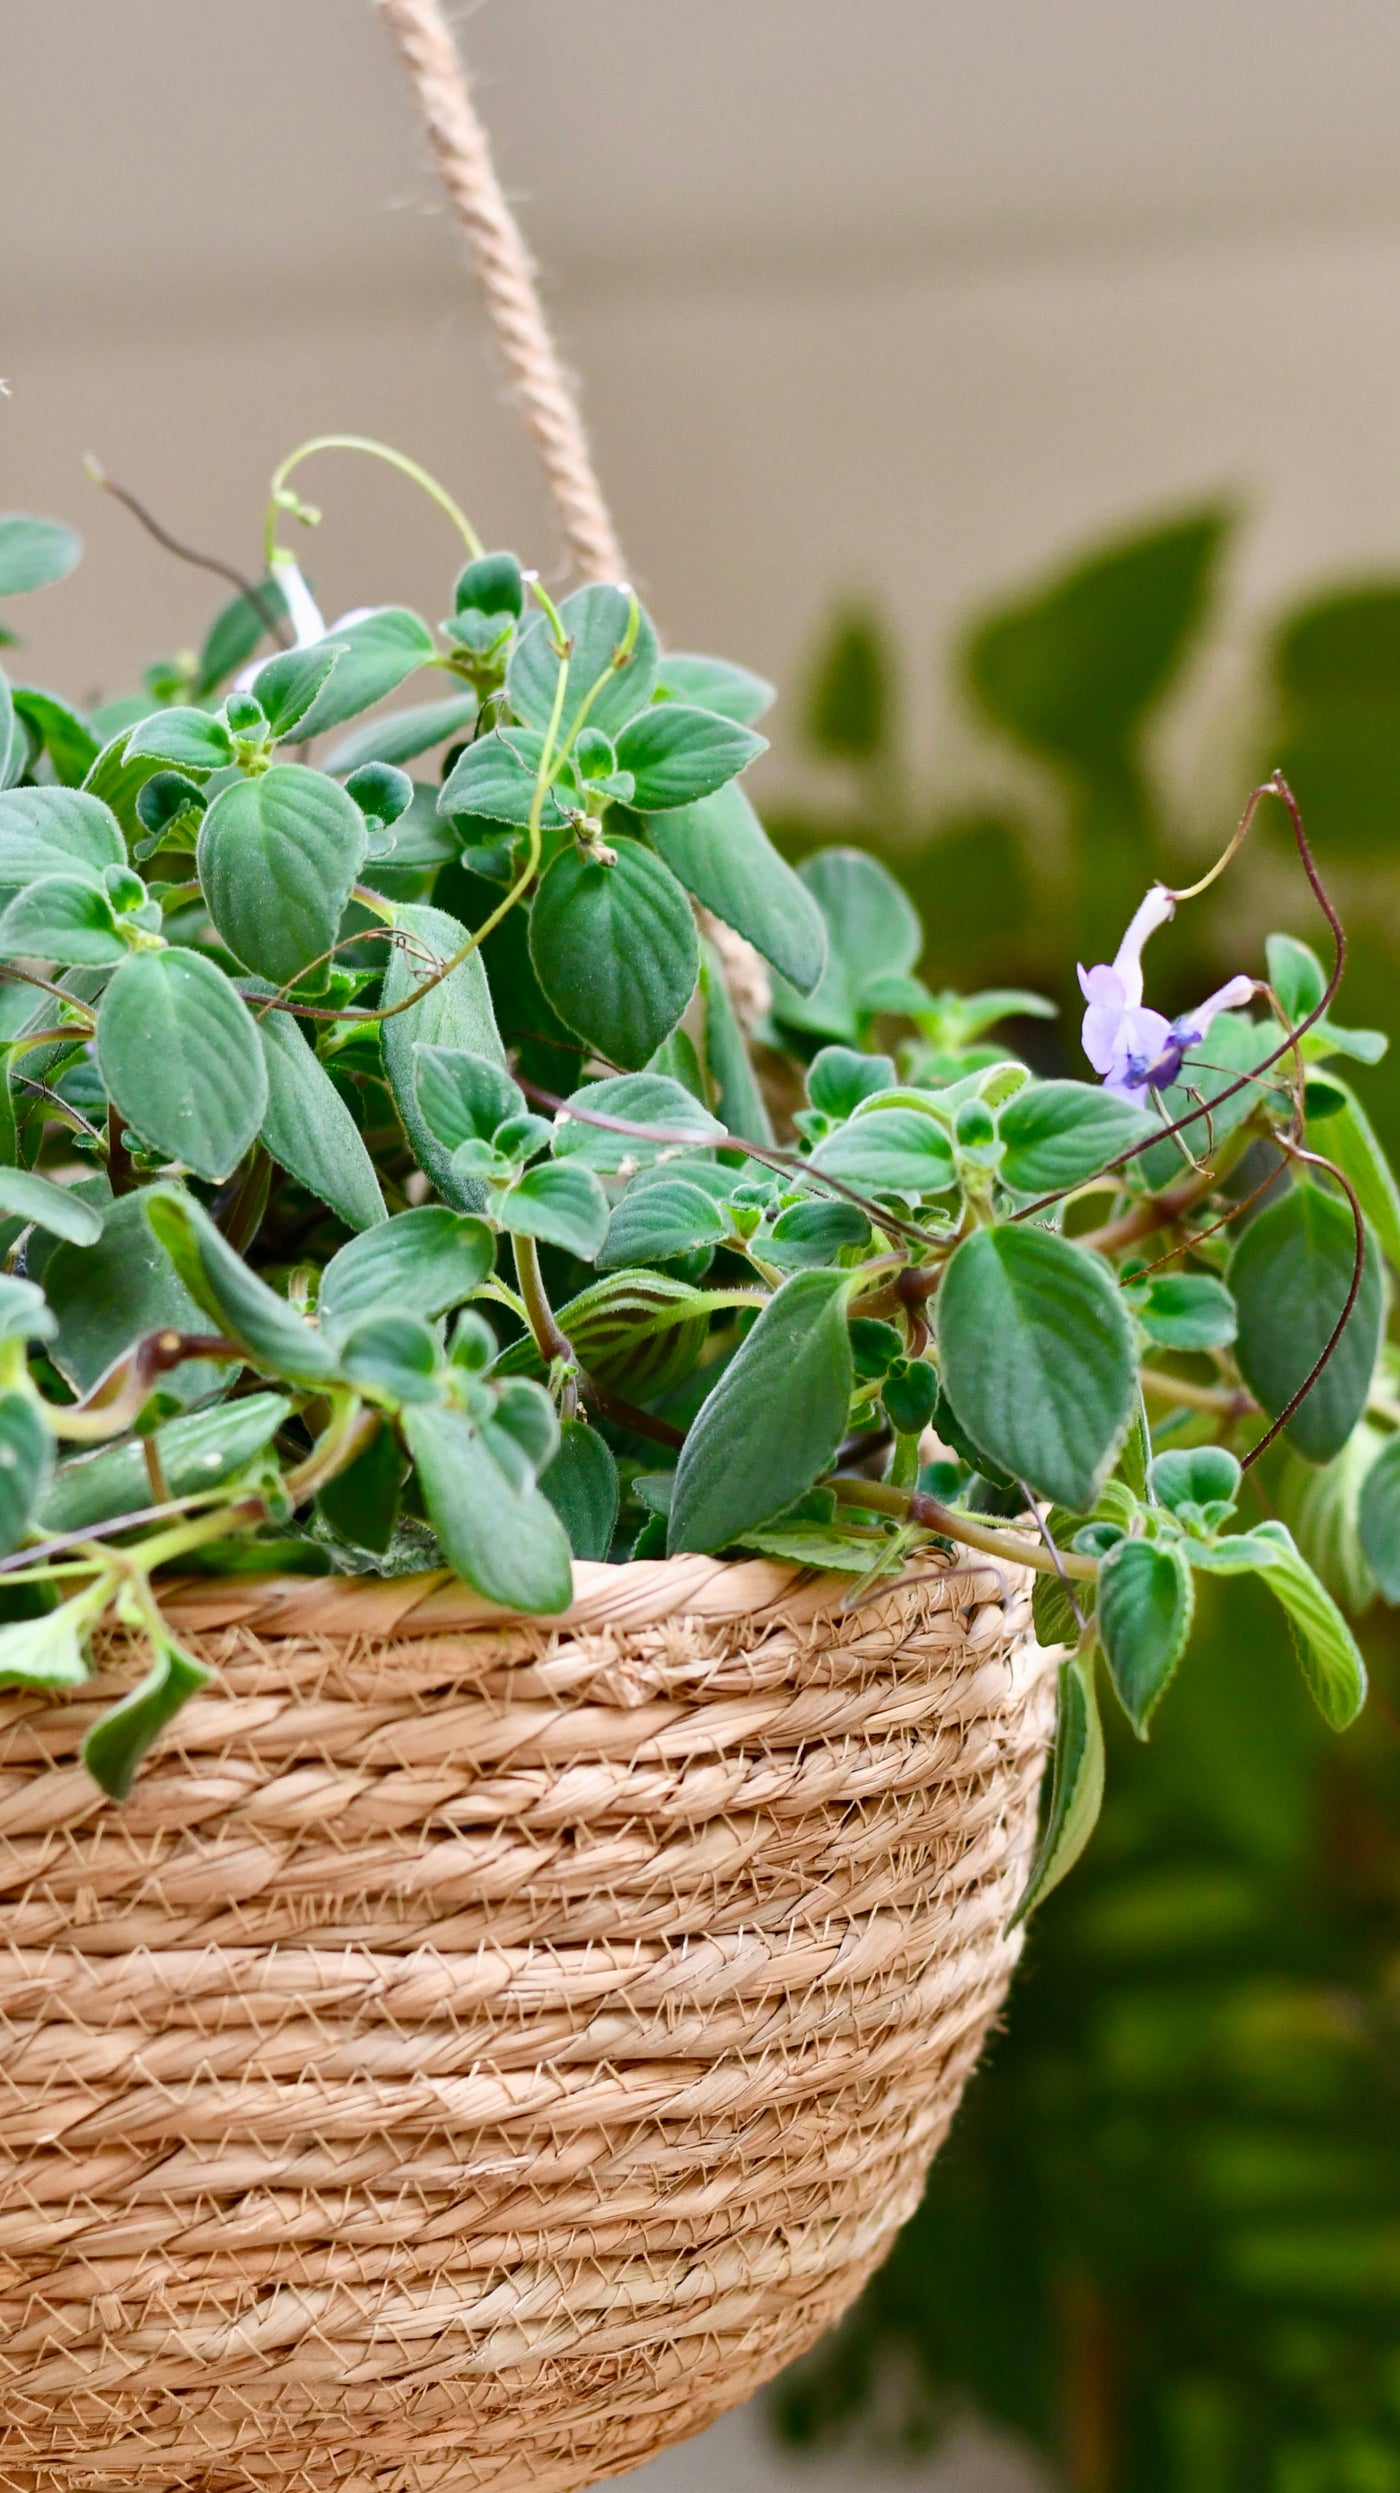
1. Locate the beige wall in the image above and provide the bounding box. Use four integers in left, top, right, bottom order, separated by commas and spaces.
7, 2, 1400, 819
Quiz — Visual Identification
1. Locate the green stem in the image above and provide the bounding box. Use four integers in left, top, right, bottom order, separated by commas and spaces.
830, 1474, 1098, 1581
514, 1233, 573, 1367
264, 434, 482, 568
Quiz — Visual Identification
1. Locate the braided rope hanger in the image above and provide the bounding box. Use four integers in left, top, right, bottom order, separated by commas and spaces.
375, 0, 773, 1035
376, 0, 626, 586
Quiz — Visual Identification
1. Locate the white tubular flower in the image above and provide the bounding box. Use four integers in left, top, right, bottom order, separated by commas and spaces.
270, 552, 328, 649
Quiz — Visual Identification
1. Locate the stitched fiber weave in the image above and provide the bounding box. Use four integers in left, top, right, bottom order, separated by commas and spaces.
0, 1552, 1053, 2493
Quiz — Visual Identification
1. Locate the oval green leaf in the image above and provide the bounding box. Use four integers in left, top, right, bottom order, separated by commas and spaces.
197, 763, 367, 986
0, 874, 127, 965
1097, 1536, 1195, 1737
647, 781, 827, 993
938, 1224, 1136, 1511
498, 1160, 610, 1261
97, 948, 268, 1181
668, 1268, 853, 1553
615, 703, 766, 810
403, 1401, 573, 1613
379, 901, 506, 1209
0, 515, 82, 597
254, 1003, 385, 1233
539, 1418, 620, 1560
999, 1079, 1157, 1195
507, 585, 659, 744
319, 1205, 493, 1334
0, 785, 125, 883
41, 1392, 290, 1534
0, 1393, 53, 1556
809, 1107, 956, 1196
529, 841, 699, 1069
1011, 1650, 1105, 1923
291, 609, 438, 739
1231, 1182, 1382, 1464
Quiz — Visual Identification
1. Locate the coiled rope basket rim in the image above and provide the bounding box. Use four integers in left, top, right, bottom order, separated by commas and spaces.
0, 1549, 1054, 2493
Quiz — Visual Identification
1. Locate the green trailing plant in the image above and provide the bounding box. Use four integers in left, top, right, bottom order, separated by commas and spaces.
0, 453, 1393, 1875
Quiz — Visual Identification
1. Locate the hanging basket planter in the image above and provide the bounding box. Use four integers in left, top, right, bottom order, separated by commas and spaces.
0, 1552, 1050, 2491
0, 0, 1382, 2487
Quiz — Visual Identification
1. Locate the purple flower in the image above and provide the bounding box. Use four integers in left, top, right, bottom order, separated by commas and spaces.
1078, 884, 1255, 1104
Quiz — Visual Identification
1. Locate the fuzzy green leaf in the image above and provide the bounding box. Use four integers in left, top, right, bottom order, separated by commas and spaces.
0, 1599, 93, 1691
291, 609, 437, 739
999, 1079, 1157, 1195
1231, 1182, 1382, 1464
668, 1268, 853, 1553
197, 764, 367, 987
1012, 1649, 1105, 1921
125, 708, 234, 772
404, 1401, 573, 1612
1304, 1072, 1400, 1270
41, 1393, 289, 1534
379, 901, 506, 1210
0, 1170, 102, 1246
599, 1177, 729, 1270
497, 1160, 610, 1260
1130, 1271, 1238, 1351
529, 841, 699, 1070
770, 847, 923, 1041
647, 782, 827, 993
614, 703, 766, 810
0, 785, 125, 883
551, 1073, 724, 1169
539, 1419, 620, 1560
413, 1045, 523, 1150
319, 1205, 493, 1334
82, 1635, 209, 1799
0, 514, 82, 598
97, 948, 267, 1181
0, 1393, 53, 1556
0, 874, 128, 965
254, 1004, 386, 1233
437, 727, 567, 828
1248, 1521, 1369, 1729
143, 1186, 338, 1385
809, 1107, 956, 1196
938, 1225, 1136, 1510
249, 642, 347, 741
338, 1310, 440, 1403
507, 585, 659, 745
1097, 1536, 1195, 1737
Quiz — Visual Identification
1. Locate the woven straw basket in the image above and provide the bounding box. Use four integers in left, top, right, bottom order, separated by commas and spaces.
0, 1550, 1053, 2493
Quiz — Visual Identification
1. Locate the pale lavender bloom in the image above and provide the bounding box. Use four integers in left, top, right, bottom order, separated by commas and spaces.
1078, 883, 1255, 1103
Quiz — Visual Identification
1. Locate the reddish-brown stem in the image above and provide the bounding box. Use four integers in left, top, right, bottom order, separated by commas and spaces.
516, 1077, 945, 1253
1239, 1137, 1367, 1469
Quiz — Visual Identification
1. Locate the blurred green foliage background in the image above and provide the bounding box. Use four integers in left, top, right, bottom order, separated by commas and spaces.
766, 515, 1400, 2491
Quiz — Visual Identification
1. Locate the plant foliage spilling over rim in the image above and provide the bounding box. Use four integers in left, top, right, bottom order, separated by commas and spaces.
0, 446, 1394, 1907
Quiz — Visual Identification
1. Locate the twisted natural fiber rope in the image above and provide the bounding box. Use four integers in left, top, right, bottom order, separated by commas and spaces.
0, 1552, 1053, 2493
377, 0, 626, 586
